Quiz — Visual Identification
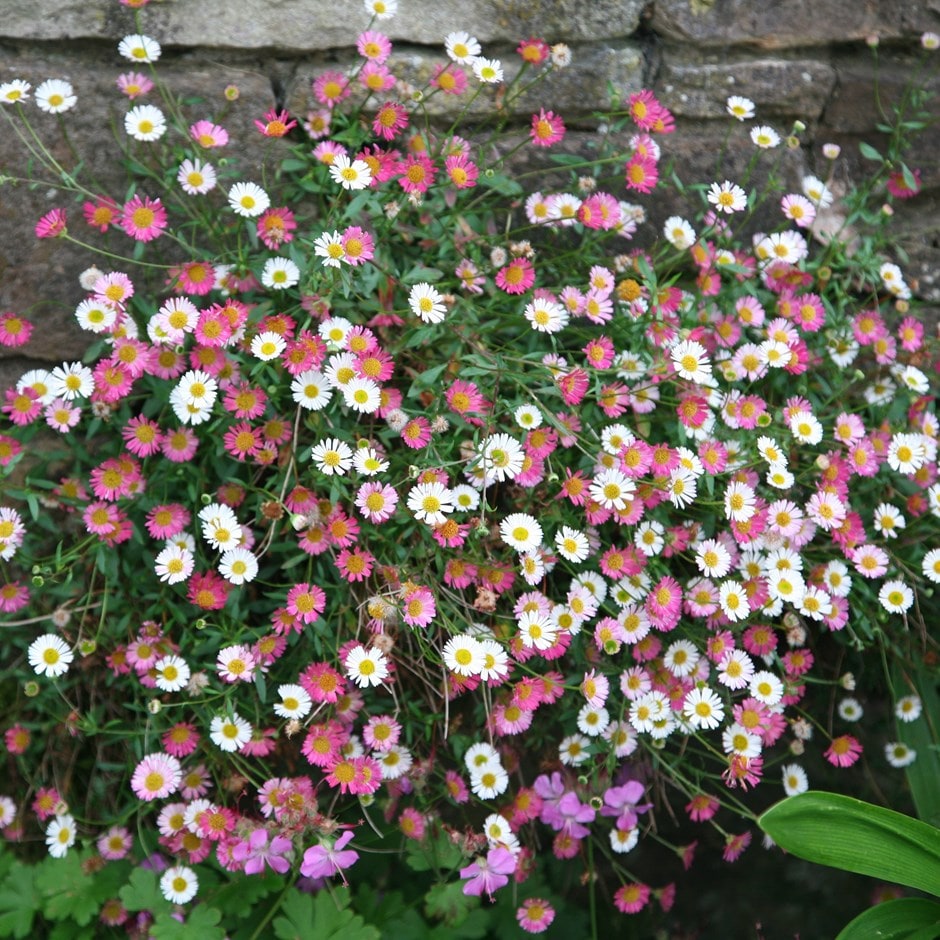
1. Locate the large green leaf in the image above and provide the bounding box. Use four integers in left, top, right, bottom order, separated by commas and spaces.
894, 663, 940, 828
0, 864, 39, 939
759, 792, 940, 896
836, 898, 940, 940
272, 888, 379, 940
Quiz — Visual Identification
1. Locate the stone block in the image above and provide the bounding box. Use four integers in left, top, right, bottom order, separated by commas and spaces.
285, 41, 644, 122
651, 0, 940, 50
0, 0, 644, 50
656, 55, 837, 123
0, 49, 279, 365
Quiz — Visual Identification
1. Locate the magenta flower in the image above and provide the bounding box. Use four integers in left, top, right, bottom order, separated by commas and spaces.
232, 828, 292, 875
601, 780, 651, 831
300, 830, 359, 884
459, 846, 517, 899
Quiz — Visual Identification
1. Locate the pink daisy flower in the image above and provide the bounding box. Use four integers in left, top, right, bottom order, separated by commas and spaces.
286, 582, 327, 624
120, 194, 167, 242
530, 109, 565, 147
0, 312, 33, 347
130, 752, 182, 801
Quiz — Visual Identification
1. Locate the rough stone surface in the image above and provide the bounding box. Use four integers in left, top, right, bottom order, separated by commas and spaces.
651, 0, 940, 49
656, 56, 837, 123
0, 52, 278, 363
285, 42, 644, 121
0, 1, 938, 371
0, 0, 644, 49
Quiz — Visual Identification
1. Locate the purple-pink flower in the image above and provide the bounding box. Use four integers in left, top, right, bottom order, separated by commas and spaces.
231, 828, 293, 875
299, 830, 359, 884
459, 846, 517, 900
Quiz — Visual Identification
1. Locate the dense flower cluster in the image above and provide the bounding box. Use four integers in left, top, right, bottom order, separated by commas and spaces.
0, 2, 937, 935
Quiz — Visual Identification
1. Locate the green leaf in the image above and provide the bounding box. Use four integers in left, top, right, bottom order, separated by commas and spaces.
423, 881, 477, 928
894, 663, 940, 828
151, 904, 225, 939
0, 864, 39, 938
206, 873, 281, 919
119, 867, 171, 915
35, 853, 100, 925
272, 888, 379, 940
858, 141, 882, 161
759, 791, 940, 895
836, 898, 940, 940
401, 266, 444, 285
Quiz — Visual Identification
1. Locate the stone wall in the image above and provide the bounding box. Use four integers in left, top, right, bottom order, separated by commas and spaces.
1, 0, 938, 382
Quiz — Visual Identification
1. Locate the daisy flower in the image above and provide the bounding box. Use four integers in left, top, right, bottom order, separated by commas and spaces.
683, 686, 725, 730
209, 712, 253, 752
124, 104, 166, 141
0, 80, 31, 104
329, 154, 373, 190
499, 513, 543, 553
472, 58, 503, 83
726, 95, 755, 120
671, 338, 712, 384
442, 634, 486, 677
344, 645, 389, 688
251, 331, 287, 360
131, 752, 182, 801
750, 125, 780, 148
261, 257, 300, 290
407, 481, 454, 526
228, 182, 270, 218
160, 865, 198, 904
470, 765, 510, 798
178, 158, 217, 195
878, 579, 913, 614
311, 437, 353, 476
555, 526, 590, 563
445, 31, 481, 63
314, 230, 346, 268
154, 655, 191, 692
218, 547, 258, 584
663, 215, 696, 249
885, 742, 917, 768
28, 634, 73, 678
35, 79, 76, 114
291, 370, 332, 410
781, 763, 809, 796
118, 34, 161, 63
707, 180, 747, 213
409, 283, 446, 323
45, 814, 77, 858
274, 683, 313, 719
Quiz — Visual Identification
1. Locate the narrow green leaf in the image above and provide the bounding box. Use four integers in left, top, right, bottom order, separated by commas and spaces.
836, 898, 940, 940
894, 663, 940, 828
858, 141, 882, 161
759, 791, 940, 895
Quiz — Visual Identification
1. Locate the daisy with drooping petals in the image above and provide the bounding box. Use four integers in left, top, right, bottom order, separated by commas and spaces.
160, 865, 198, 904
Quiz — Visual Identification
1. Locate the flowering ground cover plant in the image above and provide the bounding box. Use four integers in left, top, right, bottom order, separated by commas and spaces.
0, 2, 938, 936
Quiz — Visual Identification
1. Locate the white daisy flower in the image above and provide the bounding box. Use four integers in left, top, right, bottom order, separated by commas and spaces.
118, 34, 162, 64
445, 31, 482, 63
154, 655, 191, 693
177, 158, 217, 195
218, 547, 258, 584
781, 763, 809, 796
35, 79, 76, 114
45, 814, 77, 858
250, 331, 287, 360
442, 634, 486, 676
329, 154, 373, 191
274, 683, 313, 719
228, 182, 270, 218
683, 686, 725, 730
310, 437, 353, 476
408, 283, 446, 323
291, 370, 332, 410
499, 512, 543, 553
160, 865, 198, 904
407, 481, 454, 526
28, 634, 73, 678
209, 712, 252, 752
472, 57, 503, 83
261, 257, 300, 291
124, 104, 166, 141
344, 645, 389, 688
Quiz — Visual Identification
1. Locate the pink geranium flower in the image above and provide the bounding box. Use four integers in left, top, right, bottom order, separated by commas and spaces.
300, 830, 359, 884
460, 846, 517, 899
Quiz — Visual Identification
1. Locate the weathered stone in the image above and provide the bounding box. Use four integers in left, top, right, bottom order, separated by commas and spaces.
1, 0, 644, 49
0, 51, 279, 364
285, 42, 644, 122
651, 0, 940, 50
656, 55, 837, 123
